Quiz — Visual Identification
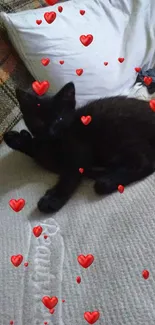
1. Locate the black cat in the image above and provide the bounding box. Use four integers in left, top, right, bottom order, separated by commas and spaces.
3, 82, 155, 213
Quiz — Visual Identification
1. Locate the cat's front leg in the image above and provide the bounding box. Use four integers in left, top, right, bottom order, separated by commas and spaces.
38, 168, 82, 213
3, 130, 34, 157
38, 137, 92, 213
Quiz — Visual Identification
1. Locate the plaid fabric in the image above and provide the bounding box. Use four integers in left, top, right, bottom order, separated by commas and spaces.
0, 0, 65, 143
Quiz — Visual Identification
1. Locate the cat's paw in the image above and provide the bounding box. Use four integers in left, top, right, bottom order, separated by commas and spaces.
94, 178, 116, 195
3, 130, 32, 150
20, 129, 32, 141
3, 131, 22, 150
37, 191, 66, 213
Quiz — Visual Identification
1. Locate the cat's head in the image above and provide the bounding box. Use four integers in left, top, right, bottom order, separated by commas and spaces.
16, 82, 76, 139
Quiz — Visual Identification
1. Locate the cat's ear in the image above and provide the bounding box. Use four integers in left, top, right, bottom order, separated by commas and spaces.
57, 82, 75, 106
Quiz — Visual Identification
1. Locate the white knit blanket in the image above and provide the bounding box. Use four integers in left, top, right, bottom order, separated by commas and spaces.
1, 114, 155, 325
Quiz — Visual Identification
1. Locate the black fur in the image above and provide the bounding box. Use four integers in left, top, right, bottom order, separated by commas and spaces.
3, 82, 155, 213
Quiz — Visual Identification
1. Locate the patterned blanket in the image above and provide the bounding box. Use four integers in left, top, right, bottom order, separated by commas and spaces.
0, 0, 65, 143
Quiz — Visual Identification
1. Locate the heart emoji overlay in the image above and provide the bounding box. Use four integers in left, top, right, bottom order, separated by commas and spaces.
33, 226, 43, 237
76, 276, 81, 283
142, 269, 149, 279
135, 67, 141, 73
41, 58, 50, 66
24, 262, 29, 267
77, 254, 94, 268
11, 254, 23, 267
118, 57, 124, 63
44, 12, 56, 24
9, 199, 25, 212
80, 10, 85, 15
84, 311, 100, 324
81, 115, 92, 125
58, 6, 63, 13
42, 296, 58, 309
36, 19, 42, 25
32, 81, 50, 96
144, 76, 152, 86
76, 69, 83, 76
45, 0, 58, 4
117, 185, 124, 193
80, 34, 93, 47
149, 99, 155, 112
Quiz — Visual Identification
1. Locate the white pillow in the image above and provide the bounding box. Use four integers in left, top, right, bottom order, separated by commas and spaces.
1, 0, 155, 107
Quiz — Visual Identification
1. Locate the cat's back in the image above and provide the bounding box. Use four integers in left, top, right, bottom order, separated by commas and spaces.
73, 96, 155, 142
75, 96, 155, 129
76, 96, 154, 120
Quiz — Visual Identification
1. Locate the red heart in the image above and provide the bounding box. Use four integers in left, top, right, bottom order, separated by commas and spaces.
135, 67, 141, 73
118, 57, 124, 63
44, 235, 48, 239
11, 254, 23, 267
49, 308, 55, 314
76, 276, 81, 283
42, 296, 58, 309
149, 99, 155, 112
142, 269, 149, 280
80, 10, 85, 15
32, 80, 50, 96
59, 60, 64, 65
45, 0, 58, 5
117, 185, 124, 193
104, 62, 108, 66
33, 226, 43, 237
76, 69, 83, 76
36, 19, 42, 25
77, 254, 94, 268
41, 58, 50, 66
80, 34, 93, 47
58, 6, 63, 13
24, 262, 29, 267
79, 168, 84, 174
9, 198, 25, 212
44, 12, 56, 24
144, 76, 152, 86
81, 115, 92, 125
84, 311, 100, 324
